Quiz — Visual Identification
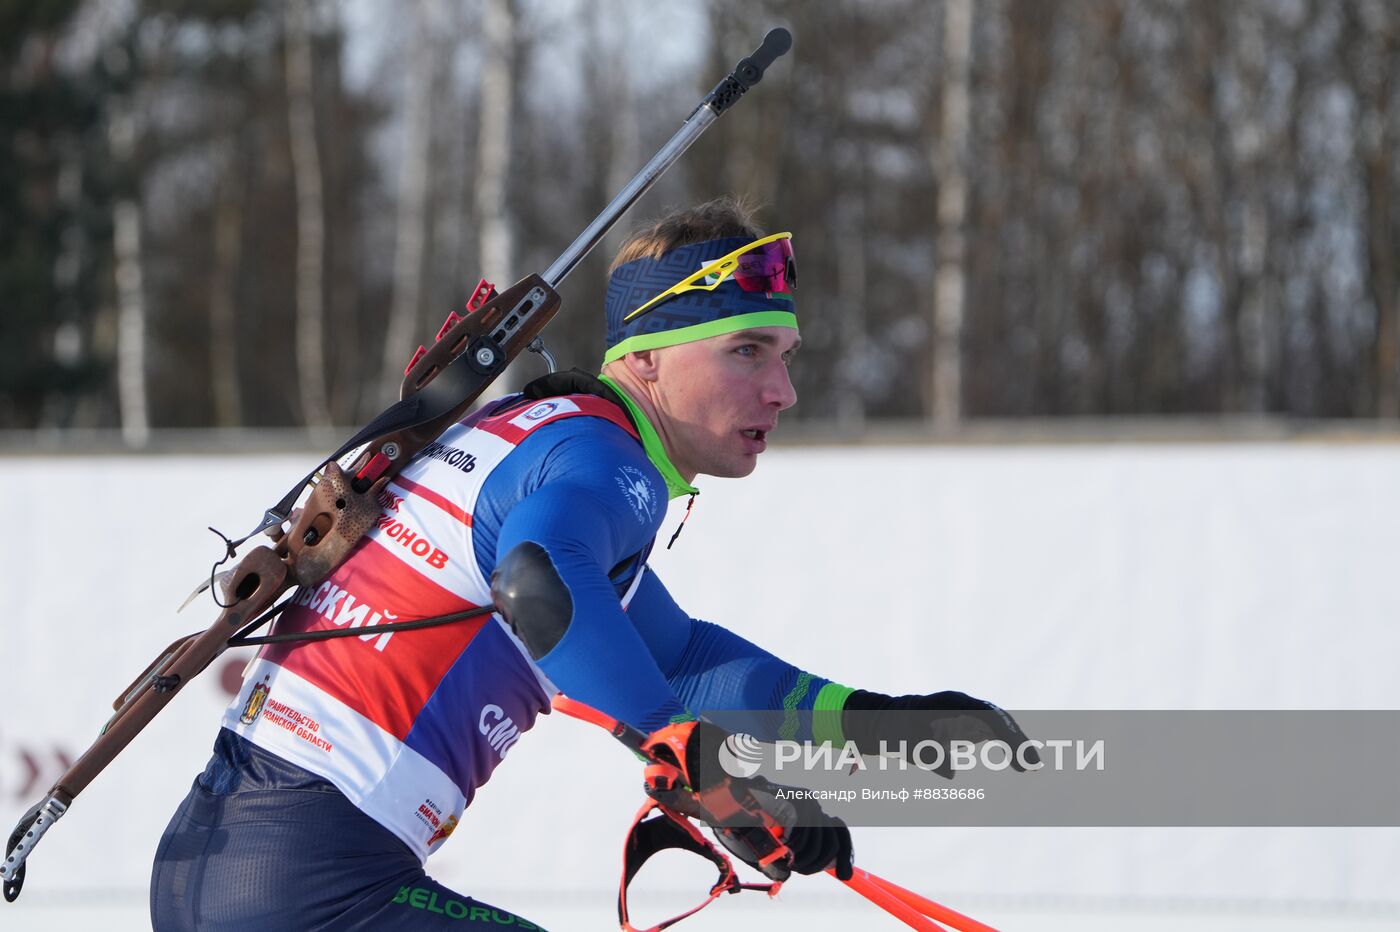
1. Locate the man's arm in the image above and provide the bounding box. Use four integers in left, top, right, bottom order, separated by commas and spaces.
627, 569, 1037, 773
626, 569, 853, 743
490, 432, 692, 735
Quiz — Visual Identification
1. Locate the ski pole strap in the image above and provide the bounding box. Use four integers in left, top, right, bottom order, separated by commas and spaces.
618, 799, 780, 932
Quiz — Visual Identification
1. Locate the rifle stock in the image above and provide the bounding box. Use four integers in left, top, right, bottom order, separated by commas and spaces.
45, 273, 562, 807
2, 278, 554, 901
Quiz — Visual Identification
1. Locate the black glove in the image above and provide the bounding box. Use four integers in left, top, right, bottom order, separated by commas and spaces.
710, 778, 854, 879
774, 805, 854, 877
639, 720, 854, 881
842, 689, 1040, 779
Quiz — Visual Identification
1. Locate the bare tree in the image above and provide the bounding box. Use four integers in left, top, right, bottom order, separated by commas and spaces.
1194, 2, 1272, 413
209, 145, 245, 427
285, 0, 332, 430
833, 149, 870, 431
476, 0, 516, 281
428, 6, 477, 329
110, 90, 149, 448
931, 0, 973, 426
9, 0, 1400, 430
1345, 2, 1400, 416
380, 0, 449, 405
588, 5, 639, 260
476, 0, 521, 394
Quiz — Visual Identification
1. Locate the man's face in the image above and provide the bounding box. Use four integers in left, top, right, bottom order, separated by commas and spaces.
650, 326, 800, 480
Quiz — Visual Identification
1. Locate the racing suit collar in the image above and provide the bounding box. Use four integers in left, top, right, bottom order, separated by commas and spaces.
520, 369, 699, 501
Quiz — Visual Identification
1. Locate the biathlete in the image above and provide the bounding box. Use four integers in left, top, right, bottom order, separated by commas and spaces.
150, 198, 1033, 930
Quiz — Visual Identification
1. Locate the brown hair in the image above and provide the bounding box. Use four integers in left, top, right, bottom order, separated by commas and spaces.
608, 196, 765, 272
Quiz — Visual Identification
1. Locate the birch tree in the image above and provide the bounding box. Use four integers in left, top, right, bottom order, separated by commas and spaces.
476, 0, 516, 284
380, 0, 448, 405
475, 0, 521, 394
209, 142, 245, 427
108, 43, 149, 448
285, 0, 332, 430
1345, 2, 1400, 416
931, 0, 973, 426
112, 152, 149, 444
427, 6, 476, 331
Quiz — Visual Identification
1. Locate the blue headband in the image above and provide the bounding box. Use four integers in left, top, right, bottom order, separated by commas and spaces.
603, 237, 798, 364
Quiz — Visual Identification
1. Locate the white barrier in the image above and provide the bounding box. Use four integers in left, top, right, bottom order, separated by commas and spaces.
2, 443, 1397, 929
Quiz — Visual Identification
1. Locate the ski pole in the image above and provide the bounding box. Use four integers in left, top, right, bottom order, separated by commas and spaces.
832, 866, 1000, 932
831, 866, 950, 931
553, 696, 1002, 931
553, 694, 648, 751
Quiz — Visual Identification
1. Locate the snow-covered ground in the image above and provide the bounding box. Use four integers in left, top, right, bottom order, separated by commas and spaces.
3, 441, 1398, 930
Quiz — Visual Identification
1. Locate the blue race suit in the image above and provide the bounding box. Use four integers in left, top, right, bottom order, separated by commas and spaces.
150, 372, 850, 930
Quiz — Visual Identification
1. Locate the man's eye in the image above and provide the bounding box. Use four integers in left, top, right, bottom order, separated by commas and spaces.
735, 344, 757, 357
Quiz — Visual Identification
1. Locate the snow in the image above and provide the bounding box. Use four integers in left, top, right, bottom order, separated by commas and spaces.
2, 441, 1398, 930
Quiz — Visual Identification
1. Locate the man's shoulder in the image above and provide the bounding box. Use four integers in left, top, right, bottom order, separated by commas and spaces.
502, 397, 633, 449
472, 397, 648, 482
518, 415, 666, 529
471, 392, 632, 441
528, 411, 655, 476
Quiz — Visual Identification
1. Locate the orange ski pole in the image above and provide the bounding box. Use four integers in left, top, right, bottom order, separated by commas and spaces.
832, 867, 950, 931
832, 866, 1000, 932
555, 695, 1002, 932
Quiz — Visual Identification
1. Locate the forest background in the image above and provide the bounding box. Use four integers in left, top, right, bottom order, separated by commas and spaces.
4, 0, 1399, 444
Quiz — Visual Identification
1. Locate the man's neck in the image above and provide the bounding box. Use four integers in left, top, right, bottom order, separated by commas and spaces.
597, 367, 700, 494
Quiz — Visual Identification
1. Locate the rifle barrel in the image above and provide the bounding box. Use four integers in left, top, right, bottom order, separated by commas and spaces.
542, 106, 717, 289
541, 27, 792, 288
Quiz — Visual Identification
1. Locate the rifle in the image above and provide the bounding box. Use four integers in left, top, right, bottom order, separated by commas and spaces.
2, 26, 792, 904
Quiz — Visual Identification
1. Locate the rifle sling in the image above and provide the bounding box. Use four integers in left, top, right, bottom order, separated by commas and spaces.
229, 604, 498, 647
243, 346, 500, 548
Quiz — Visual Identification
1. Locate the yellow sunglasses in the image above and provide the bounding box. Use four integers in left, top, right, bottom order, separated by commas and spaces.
623, 232, 796, 323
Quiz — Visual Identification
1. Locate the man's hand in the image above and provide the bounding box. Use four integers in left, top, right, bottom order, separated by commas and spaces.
842, 689, 1040, 779
709, 779, 854, 879
639, 720, 854, 881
